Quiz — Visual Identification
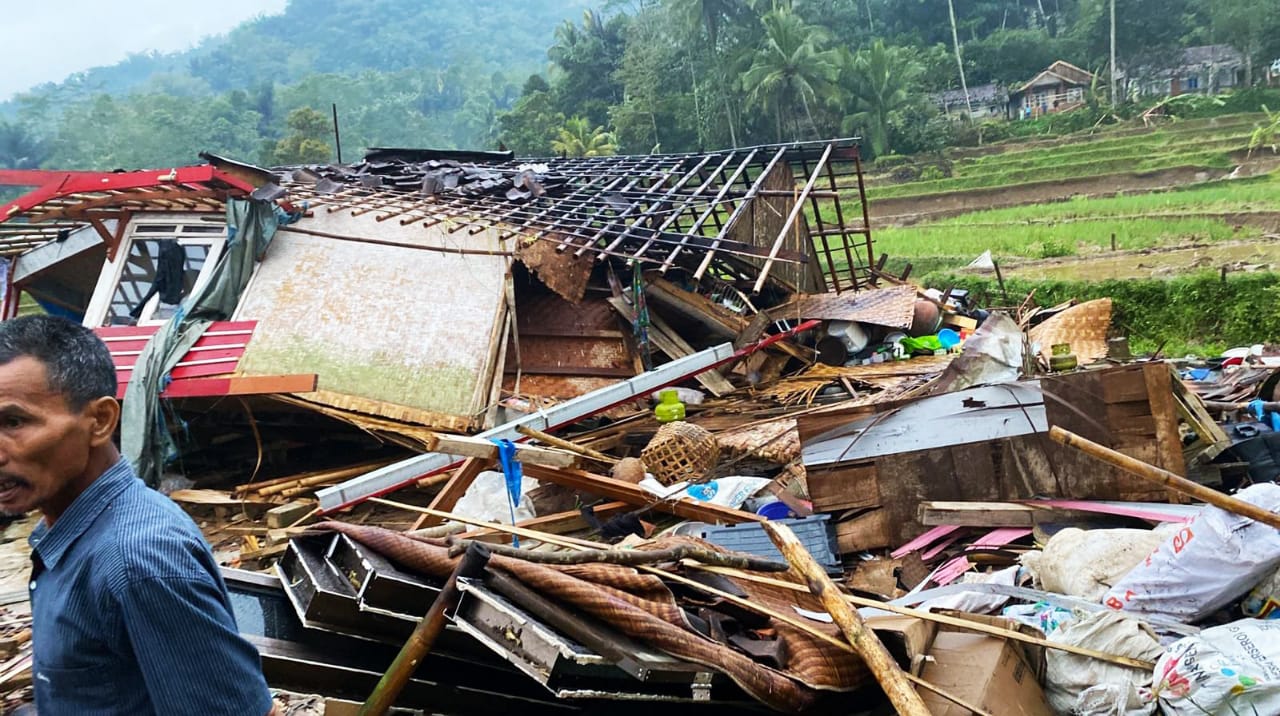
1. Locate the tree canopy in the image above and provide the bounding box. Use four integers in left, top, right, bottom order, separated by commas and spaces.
4, 0, 1280, 168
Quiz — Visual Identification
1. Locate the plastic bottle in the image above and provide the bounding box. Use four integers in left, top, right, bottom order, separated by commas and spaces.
654, 389, 686, 423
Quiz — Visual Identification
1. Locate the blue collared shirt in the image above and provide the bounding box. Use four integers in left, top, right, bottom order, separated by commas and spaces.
28, 458, 272, 715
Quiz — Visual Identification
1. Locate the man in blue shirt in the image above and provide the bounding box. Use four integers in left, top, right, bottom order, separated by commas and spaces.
0, 315, 275, 715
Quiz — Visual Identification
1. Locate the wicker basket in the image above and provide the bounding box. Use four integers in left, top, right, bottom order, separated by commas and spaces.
1028, 298, 1112, 366
641, 421, 720, 485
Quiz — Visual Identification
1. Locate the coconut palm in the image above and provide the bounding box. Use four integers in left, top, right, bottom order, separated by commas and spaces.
552, 116, 618, 157
663, 0, 746, 47
740, 7, 839, 141
838, 41, 922, 157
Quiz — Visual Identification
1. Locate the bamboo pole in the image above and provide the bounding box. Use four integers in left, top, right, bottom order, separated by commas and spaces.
1050, 426, 1280, 530
763, 522, 931, 716
366, 499, 988, 712
358, 543, 492, 716
692, 564, 1156, 670
515, 425, 620, 464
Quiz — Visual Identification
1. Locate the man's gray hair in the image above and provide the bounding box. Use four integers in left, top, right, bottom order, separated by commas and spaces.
0, 315, 118, 409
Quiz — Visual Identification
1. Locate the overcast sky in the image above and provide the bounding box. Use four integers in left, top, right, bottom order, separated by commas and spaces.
0, 0, 288, 99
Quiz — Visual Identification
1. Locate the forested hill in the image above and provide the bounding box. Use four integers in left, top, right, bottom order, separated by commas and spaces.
0, 0, 591, 170
1, 0, 1278, 173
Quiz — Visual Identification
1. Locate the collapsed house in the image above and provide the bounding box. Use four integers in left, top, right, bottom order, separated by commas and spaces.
1, 141, 1278, 715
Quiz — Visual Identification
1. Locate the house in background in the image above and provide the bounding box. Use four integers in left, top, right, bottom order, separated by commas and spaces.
930, 83, 1008, 121
1008, 61, 1095, 119
1129, 45, 1245, 97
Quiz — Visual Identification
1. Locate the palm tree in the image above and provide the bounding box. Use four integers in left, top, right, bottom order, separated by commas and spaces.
740, 8, 839, 141
663, 0, 746, 47
552, 117, 618, 157
838, 41, 921, 157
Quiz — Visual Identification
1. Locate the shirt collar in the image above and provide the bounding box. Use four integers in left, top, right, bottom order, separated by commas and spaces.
29, 458, 137, 569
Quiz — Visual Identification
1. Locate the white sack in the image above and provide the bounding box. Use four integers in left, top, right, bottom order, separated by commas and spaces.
1022, 526, 1174, 602
1152, 619, 1280, 716
1102, 483, 1280, 622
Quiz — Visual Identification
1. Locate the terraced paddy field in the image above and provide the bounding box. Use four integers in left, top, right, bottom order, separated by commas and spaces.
829, 112, 1280, 355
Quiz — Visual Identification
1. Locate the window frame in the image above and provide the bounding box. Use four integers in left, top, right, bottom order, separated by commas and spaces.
84, 214, 227, 328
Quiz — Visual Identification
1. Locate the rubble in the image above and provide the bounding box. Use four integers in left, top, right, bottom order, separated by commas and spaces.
1, 141, 1280, 714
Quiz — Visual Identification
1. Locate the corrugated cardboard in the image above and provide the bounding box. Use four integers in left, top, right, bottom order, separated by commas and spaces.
919, 632, 1053, 716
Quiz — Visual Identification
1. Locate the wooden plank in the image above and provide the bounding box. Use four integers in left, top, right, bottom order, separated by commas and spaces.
424, 433, 580, 469
147, 373, 318, 399
411, 457, 491, 530
836, 509, 891, 554
266, 500, 318, 529
522, 464, 765, 525
918, 501, 1040, 527
168, 489, 274, 506
1144, 363, 1187, 478
648, 312, 736, 396
607, 296, 734, 397
806, 463, 880, 512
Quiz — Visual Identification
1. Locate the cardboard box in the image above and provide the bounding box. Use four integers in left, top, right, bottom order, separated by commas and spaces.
867, 615, 937, 674
919, 632, 1052, 716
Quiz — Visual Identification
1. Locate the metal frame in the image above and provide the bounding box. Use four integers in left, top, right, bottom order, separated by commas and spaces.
282, 138, 876, 294
0, 165, 253, 256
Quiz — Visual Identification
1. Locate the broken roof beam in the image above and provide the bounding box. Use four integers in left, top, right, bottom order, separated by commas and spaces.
692, 146, 788, 281
618, 153, 731, 261
752, 142, 832, 294
658, 148, 761, 272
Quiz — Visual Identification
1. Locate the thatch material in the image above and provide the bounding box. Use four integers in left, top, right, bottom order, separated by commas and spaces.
1028, 297, 1113, 366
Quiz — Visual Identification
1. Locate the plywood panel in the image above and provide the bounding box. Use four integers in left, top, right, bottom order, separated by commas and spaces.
234, 212, 507, 427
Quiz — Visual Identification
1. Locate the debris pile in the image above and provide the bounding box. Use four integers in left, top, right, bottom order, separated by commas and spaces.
0, 142, 1278, 714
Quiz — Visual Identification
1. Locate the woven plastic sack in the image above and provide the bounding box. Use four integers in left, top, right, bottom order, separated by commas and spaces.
1243, 566, 1280, 619
1153, 619, 1280, 716
1102, 483, 1280, 622
1045, 611, 1162, 716
1022, 526, 1173, 602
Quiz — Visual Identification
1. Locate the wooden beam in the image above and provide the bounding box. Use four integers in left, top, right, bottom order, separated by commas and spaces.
607, 295, 735, 397
522, 464, 765, 525
764, 521, 930, 715
423, 433, 580, 469
918, 501, 1044, 527
514, 425, 619, 464
1050, 426, 1280, 530
410, 458, 492, 530
151, 373, 318, 399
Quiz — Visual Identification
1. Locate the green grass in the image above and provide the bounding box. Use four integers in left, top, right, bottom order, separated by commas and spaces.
818, 175, 1280, 273
866, 150, 1240, 200
925, 174, 1280, 224
921, 272, 1280, 357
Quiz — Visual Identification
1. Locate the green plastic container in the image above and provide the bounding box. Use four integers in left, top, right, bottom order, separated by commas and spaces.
654, 389, 686, 423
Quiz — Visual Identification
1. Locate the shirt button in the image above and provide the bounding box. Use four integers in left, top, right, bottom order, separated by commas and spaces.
29, 581, 36, 591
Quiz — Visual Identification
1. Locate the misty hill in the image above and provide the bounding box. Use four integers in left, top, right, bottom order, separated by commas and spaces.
2, 0, 592, 169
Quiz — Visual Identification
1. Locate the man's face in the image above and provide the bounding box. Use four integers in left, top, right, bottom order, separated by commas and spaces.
0, 357, 103, 518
